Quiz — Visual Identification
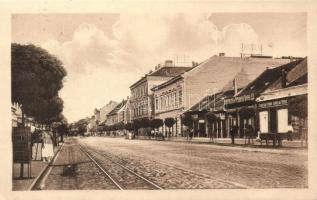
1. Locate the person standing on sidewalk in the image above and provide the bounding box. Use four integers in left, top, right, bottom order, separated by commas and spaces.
189, 128, 193, 140
230, 125, 237, 144
42, 131, 54, 162
287, 124, 294, 141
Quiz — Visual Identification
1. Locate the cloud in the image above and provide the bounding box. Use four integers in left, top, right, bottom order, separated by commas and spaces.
42, 23, 117, 74
41, 13, 261, 122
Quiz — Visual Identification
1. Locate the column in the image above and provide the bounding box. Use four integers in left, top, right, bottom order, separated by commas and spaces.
220, 120, 223, 138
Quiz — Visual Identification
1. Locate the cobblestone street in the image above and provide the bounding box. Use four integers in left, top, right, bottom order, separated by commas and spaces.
80, 137, 307, 189
35, 137, 308, 190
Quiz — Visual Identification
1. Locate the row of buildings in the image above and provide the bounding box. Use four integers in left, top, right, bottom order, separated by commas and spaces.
87, 53, 307, 140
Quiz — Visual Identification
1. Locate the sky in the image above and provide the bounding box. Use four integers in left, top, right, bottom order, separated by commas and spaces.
12, 13, 307, 123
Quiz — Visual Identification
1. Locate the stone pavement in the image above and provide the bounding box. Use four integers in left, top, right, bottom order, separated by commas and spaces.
12, 144, 61, 191
134, 135, 306, 148
80, 137, 307, 188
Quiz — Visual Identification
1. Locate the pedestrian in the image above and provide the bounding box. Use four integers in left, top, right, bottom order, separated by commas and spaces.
189, 128, 193, 140
42, 131, 54, 162
287, 124, 294, 141
150, 129, 154, 139
246, 124, 254, 144
230, 125, 237, 144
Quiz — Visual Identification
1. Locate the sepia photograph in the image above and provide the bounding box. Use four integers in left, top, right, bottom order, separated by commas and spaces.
1, 1, 317, 199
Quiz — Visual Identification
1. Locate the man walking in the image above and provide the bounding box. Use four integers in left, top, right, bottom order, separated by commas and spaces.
230, 125, 237, 145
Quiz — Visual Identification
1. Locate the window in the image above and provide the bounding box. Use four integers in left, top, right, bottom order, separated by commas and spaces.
155, 97, 159, 110
179, 90, 183, 105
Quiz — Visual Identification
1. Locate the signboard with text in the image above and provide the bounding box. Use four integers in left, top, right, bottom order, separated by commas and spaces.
225, 93, 255, 105
12, 127, 32, 163
258, 99, 288, 109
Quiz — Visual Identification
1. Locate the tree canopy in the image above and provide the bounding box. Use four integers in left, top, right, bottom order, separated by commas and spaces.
181, 113, 193, 128
12, 43, 67, 125
164, 118, 176, 128
150, 119, 163, 129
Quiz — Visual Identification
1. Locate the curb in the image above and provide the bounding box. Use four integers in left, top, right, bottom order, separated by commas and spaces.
27, 142, 64, 191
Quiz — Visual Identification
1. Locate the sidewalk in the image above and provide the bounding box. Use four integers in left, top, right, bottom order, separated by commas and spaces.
168, 137, 306, 148
12, 143, 61, 191
132, 135, 307, 154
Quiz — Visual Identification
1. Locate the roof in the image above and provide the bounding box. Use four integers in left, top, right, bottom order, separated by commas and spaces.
185, 55, 291, 109
107, 100, 127, 116
149, 66, 192, 76
130, 66, 192, 89
236, 58, 305, 96
151, 75, 184, 91
189, 66, 253, 111
256, 84, 307, 102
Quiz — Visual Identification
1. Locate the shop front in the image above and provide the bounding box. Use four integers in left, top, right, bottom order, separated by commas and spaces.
256, 84, 308, 142
225, 93, 257, 138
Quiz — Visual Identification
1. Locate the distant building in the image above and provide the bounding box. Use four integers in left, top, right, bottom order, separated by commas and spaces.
129, 61, 191, 122
106, 99, 128, 126
99, 100, 119, 124
123, 97, 131, 124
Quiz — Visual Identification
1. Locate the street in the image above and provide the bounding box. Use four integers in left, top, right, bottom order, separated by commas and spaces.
33, 137, 307, 190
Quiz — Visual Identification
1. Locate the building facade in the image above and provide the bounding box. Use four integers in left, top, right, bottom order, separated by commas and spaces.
106, 100, 127, 126
99, 100, 119, 124
152, 54, 291, 137
129, 61, 191, 122
224, 57, 306, 139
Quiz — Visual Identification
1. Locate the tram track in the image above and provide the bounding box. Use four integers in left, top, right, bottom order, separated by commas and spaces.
30, 139, 121, 190
81, 144, 249, 189
79, 144, 163, 190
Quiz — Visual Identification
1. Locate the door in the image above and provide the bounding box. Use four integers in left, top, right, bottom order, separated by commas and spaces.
277, 108, 288, 133
269, 108, 277, 133
259, 111, 269, 133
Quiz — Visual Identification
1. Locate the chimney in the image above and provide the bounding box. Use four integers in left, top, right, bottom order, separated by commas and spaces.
165, 60, 173, 67
219, 52, 225, 57
281, 69, 287, 88
233, 78, 238, 95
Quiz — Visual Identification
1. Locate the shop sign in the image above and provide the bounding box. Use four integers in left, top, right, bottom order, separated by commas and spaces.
258, 99, 288, 109
225, 93, 255, 105
199, 119, 205, 123
12, 127, 32, 163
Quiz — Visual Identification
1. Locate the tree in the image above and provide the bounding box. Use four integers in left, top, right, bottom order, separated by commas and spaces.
125, 122, 135, 131
78, 124, 87, 136
115, 122, 124, 135
150, 119, 163, 133
181, 113, 193, 128
205, 112, 217, 142
57, 121, 68, 142
164, 118, 176, 137
12, 43, 67, 126
181, 113, 194, 139
139, 118, 150, 137
289, 95, 308, 146
97, 125, 104, 135
133, 119, 142, 136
